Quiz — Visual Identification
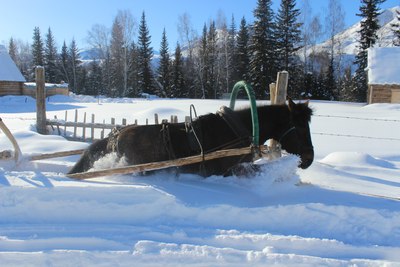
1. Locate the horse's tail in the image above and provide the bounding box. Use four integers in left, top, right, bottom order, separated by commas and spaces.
67, 137, 110, 174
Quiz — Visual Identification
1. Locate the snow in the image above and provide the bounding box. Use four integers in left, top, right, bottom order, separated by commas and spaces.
0, 45, 26, 82
368, 46, 400, 85
24, 82, 69, 88
1, 94, 400, 266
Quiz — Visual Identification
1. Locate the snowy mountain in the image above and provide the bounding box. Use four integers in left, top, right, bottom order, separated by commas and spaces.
313, 6, 400, 56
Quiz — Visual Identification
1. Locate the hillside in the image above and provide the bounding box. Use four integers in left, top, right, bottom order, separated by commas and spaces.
312, 6, 400, 56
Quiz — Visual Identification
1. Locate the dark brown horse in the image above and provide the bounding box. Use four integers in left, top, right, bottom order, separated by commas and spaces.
68, 99, 314, 177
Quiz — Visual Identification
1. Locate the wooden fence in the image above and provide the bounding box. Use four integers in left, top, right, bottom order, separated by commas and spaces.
47, 110, 179, 142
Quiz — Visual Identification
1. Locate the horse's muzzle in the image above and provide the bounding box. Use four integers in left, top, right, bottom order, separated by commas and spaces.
299, 147, 314, 169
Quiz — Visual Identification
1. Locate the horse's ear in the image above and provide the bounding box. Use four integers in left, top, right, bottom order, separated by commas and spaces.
287, 97, 296, 111
304, 99, 310, 107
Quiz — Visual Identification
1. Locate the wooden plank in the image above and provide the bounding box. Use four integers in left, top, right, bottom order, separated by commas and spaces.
67, 145, 268, 180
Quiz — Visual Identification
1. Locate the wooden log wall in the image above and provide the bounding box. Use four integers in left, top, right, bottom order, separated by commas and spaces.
0, 81, 23, 95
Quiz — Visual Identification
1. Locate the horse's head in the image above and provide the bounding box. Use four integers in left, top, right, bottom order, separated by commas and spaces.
278, 98, 314, 169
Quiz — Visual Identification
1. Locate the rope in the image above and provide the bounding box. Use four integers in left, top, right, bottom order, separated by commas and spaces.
189, 104, 204, 158
312, 132, 400, 141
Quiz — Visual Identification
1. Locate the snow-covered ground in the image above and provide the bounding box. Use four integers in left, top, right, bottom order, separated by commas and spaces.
1, 94, 400, 266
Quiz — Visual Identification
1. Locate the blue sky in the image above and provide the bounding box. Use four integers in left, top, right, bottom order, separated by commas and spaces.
0, 0, 399, 51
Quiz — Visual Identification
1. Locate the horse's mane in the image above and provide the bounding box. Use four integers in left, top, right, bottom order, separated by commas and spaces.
290, 102, 313, 122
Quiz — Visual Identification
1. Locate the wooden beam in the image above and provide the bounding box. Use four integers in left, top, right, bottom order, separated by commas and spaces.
67, 145, 269, 180
30, 149, 85, 161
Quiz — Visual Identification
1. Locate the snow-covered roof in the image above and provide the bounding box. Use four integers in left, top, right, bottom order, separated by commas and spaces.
368, 46, 400, 85
0, 45, 26, 82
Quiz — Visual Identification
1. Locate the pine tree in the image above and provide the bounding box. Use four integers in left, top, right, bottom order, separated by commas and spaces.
275, 0, 302, 97
137, 11, 155, 95
353, 0, 385, 102
250, 0, 276, 98
31, 27, 44, 72
157, 28, 171, 97
236, 17, 251, 83
392, 9, 400, 46
171, 42, 185, 98
44, 28, 58, 83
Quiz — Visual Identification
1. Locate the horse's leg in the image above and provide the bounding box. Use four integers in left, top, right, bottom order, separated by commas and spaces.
67, 137, 110, 174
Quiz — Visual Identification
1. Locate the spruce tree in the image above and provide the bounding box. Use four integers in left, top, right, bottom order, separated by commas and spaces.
68, 39, 82, 94
275, 0, 302, 97
353, 0, 385, 102
236, 17, 250, 83
32, 27, 44, 71
250, 0, 276, 98
59, 41, 69, 85
44, 28, 58, 83
157, 28, 171, 97
275, 0, 302, 70
171, 42, 185, 98
137, 11, 154, 95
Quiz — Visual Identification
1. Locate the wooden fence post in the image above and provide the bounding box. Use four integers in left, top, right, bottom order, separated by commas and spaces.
91, 114, 95, 142
268, 71, 289, 160
275, 71, 288, 104
36, 66, 47, 134
269, 83, 276, 103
